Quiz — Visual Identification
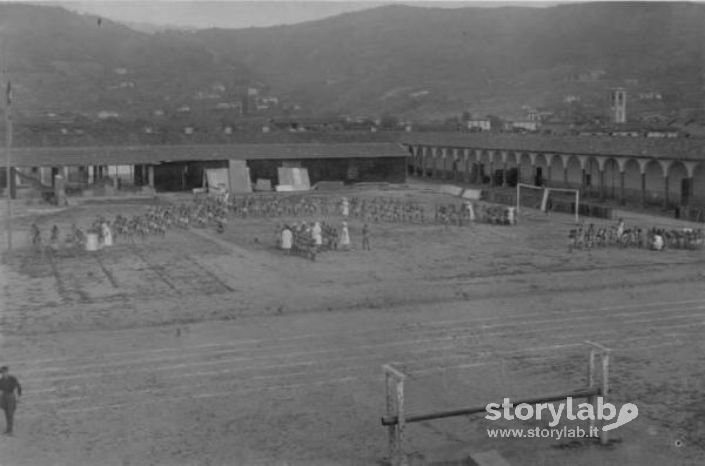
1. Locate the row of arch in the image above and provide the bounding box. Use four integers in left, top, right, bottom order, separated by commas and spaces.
406, 145, 705, 208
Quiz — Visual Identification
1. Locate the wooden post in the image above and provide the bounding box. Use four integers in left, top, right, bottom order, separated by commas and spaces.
396, 378, 406, 466
587, 348, 596, 435
383, 365, 407, 466
600, 350, 611, 446
585, 341, 611, 445
385, 372, 396, 460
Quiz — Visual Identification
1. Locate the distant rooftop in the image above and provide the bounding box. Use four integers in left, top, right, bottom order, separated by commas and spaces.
1, 142, 408, 167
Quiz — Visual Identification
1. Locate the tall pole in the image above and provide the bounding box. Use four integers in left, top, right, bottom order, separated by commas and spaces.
2, 36, 12, 251
5, 104, 11, 251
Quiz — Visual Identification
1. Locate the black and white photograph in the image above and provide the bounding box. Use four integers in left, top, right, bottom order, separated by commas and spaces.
1, 0, 704, 464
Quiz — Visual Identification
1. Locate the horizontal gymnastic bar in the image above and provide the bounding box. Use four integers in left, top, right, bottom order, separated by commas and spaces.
380, 387, 601, 427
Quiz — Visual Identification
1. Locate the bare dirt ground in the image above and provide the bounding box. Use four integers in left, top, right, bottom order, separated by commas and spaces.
1, 185, 704, 466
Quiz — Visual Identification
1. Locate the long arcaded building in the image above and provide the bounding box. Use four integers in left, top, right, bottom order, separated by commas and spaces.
2, 133, 705, 213
402, 133, 705, 209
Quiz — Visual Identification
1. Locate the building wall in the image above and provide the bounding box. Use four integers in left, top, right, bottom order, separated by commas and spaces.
154, 160, 228, 192
247, 157, 406, 186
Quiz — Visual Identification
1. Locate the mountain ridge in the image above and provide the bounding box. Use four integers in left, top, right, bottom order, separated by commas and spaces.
1, 2, 703, 123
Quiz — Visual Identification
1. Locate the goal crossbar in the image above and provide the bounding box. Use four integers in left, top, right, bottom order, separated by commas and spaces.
516, 183, 580, 223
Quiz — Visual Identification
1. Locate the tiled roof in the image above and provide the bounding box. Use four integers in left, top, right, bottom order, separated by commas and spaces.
1, 143, 408, 168
401, 133, 705, 162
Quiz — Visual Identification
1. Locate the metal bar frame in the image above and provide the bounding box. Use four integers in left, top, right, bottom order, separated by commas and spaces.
381, 342, 612, 461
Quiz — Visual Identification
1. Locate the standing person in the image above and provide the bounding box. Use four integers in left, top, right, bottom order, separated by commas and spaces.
652, 230, 665, 251
465, 202, 476, 223
50, 225, 60, 251
362, 223, 371, 251
616, 218, 625, 239
101, 221, 114, 246
341, 197, 350, 218
0, 366, 22, 435
340, 221, 351, 250
312, 221, 323, 250
281, 226, 293, 255
30, 224, 42, 250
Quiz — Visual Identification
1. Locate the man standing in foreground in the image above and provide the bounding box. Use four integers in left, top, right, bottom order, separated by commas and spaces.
0, 366, 22, 435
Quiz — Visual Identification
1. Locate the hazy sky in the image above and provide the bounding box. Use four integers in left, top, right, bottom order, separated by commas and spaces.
53, 1, 561, 30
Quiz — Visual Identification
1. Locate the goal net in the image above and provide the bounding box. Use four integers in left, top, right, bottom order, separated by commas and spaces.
516, 183, 579, 223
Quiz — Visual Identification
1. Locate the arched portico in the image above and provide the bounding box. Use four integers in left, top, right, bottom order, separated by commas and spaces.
583, 156, 600, 198
562, 155, 582, 188
603, 158, 620, 201
693, 163, 705, 206
531, 153, 548, 186
548, 154, 562, 187
502, 151, 518, 186
667, 161, 688, 207
518, 153, 533, 185
404, 136, 705, 212
644, 160, 664, 206
622, 158, 642, 204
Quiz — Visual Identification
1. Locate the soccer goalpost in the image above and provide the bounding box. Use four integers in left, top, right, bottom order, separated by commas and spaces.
516, 183, 580, 223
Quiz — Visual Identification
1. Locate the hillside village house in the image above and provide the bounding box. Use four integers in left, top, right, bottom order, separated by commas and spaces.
97, 110, 119, 120
466, 118, 491, 131
511, 120, 540, 132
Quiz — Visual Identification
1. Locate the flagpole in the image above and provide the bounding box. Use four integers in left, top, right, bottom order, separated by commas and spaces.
2, 36, 12, 251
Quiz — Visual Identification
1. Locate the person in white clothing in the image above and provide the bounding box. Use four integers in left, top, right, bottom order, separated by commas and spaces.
101, 221, 113, 247
339, 221, 351, 250
312, 221, 323, 248
341, 197, 350, 217
281, 227, 293, 254
652, 233, 664, 251
616, 218, 625, 238
465, 202, 476, 222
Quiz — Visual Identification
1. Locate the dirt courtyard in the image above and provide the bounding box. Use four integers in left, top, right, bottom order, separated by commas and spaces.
1, 185, 704, 466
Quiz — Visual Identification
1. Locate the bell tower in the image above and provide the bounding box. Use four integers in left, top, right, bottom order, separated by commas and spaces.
611, 88, 627, 124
